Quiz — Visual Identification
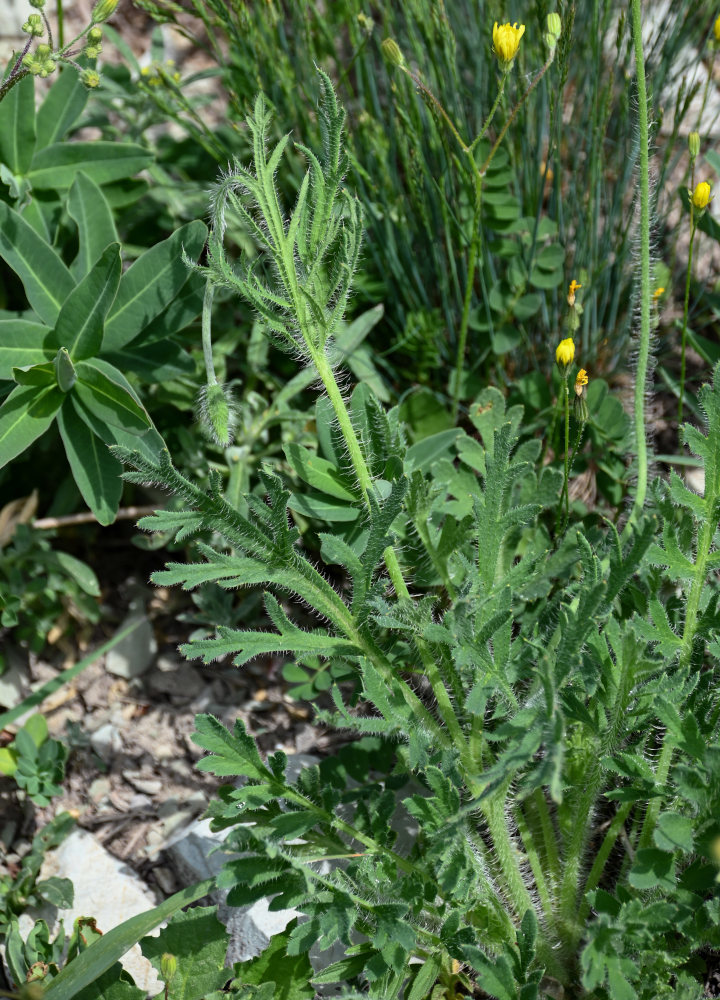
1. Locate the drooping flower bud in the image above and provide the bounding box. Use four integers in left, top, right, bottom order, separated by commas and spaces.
197, 381, 237, 448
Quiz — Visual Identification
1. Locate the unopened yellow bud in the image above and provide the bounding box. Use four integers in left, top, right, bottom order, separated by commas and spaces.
692, 180, 712, 210
715, 15, 720, 42
22, 13, 44, 35
88, 26, 103, 42
546, 13, 562, 38
91, 0, 118, 22
492, 22, 525, 68
80, 69, 100, 88
555, 337, 575, 370
160, 954, 177, 983
381, 38, 405, 68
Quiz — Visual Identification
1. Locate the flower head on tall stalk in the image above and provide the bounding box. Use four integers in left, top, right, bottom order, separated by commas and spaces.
556, 337, 575, 371
492, 21, 525, 69
692, 180, 712, 210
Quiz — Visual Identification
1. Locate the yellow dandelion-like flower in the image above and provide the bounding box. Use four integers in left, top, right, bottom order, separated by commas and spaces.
692, 181, 712, 210
555, 337, 575, 368
652, 286, 665, 300
492, 22, 525, 67
574, 368, 589, 395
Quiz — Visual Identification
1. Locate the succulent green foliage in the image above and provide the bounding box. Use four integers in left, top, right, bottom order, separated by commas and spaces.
0, 72, 208, 524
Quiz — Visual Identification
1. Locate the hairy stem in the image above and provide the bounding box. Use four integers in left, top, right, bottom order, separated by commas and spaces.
678, 213, 696, 424
625, 0, 653, 532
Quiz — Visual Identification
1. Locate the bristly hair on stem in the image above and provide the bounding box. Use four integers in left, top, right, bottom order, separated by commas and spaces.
194, 68, 363, 364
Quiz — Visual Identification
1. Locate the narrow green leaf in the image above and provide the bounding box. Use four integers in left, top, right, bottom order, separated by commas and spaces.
0, 383, 63, 469
57, 401, 123, 525
0, 202, 75, 325
28, 141, 153, 190
43, 879, 215, 1000
52, 243, 122, 360
54, 551, 101, 596
102, 221, 208, 352
68, 173, 120, 278
0, 321, 55, 379
35, 67, 89, 150
287, 491, 360, 522
0, 73, 36, 175
74, 359, 151, 433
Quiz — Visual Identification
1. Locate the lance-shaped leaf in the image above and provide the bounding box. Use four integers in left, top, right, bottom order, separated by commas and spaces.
0, 73, 36, 175
0, 321, 55, 379
68, 173, 119, 279
102, 220, 208, 352
51, 243, 122, 360
0, 202, 75, 325
0, 384, 63, 469
35, 66, 89, 150
12, 362, 56, 387
57, 400, 123, 525
73, 394, 165, 465
28, 141, 153, 190
74, 359, 151, 434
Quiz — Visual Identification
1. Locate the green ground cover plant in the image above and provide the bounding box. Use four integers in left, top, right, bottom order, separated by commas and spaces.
2, 2, 720, 1000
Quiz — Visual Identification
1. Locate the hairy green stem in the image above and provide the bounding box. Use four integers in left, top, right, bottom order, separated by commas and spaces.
311, 347, 465, 747
451, 169, 482, 423
201, 279, 218, 386
626, 0, 653, 532
556, 379, 570, 532
678, 212, 696, 424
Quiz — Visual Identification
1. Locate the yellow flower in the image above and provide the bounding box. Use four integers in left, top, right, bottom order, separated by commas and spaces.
567, 279, 582, 306
555, 337, 575, 368
652, 286, 665, 300
692, 180, 712, 210
715, 15, 720, 42
574, 368, 589, 395
493, 22, 525, 67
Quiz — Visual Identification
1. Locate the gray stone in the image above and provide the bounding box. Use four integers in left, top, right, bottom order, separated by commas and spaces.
106, 605, 157, 680
16, 829, 161, 994
90, 722, 123, 763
